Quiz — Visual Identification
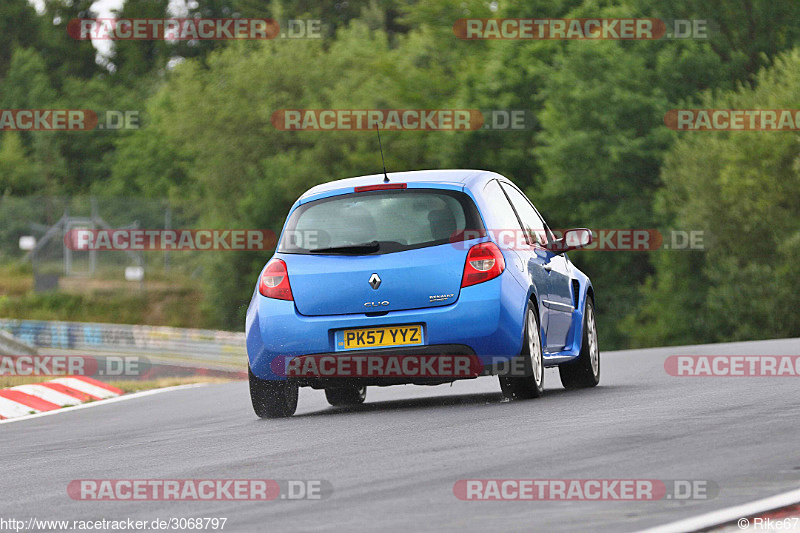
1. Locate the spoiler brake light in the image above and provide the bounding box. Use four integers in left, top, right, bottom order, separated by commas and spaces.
354, 183, 407, 192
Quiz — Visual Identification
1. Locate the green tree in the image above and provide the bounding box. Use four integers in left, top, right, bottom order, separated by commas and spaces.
110, 0, 171, 81
0, 48, 57, 113
0, 0, 41, 80
526, 0, 800, 347
647, 0, 800, 85
0, 132, 45, 195
629, 48, 800, 346
38, 0, 102, 83
0, 48, 66, 194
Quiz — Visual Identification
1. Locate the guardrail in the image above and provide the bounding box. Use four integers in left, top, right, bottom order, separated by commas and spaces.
0, 330, 38, 356
0, 319, 244, 369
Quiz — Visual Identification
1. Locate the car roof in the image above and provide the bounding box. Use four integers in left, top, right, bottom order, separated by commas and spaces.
299, 169, 504, 200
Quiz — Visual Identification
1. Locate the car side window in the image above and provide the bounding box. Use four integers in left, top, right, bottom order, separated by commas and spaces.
483, 180, 524, 234
500, 183, 549, 246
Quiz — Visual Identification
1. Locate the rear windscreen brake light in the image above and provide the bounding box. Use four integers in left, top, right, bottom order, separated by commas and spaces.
354, 183, 407, 192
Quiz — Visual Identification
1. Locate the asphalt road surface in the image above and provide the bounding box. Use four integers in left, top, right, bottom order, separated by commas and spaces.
2, 338, 799, 532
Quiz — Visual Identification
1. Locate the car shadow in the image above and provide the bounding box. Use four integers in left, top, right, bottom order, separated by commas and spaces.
294, 391, 503, 418
291, 384, 631, 419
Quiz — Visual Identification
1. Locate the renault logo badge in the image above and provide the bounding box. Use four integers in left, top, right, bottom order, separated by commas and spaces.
369, 273, 381, 290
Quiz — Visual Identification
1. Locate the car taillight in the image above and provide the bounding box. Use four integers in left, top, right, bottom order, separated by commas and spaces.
461, 242, 505, 288
259, 259, 293, 300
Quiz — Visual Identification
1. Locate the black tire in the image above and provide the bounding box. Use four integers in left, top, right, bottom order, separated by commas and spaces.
559, 298, 600, 389
249, 366, 298, 418
499, 302, 544, 400
325, 385, 367, 406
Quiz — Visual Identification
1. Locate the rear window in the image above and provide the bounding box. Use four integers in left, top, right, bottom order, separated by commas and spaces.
279, 189, 485, 254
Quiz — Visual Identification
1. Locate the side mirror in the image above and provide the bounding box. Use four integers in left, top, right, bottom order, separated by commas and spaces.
548, 228, 592, 254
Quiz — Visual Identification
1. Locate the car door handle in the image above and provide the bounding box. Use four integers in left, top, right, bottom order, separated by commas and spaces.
543, 264, 552, 272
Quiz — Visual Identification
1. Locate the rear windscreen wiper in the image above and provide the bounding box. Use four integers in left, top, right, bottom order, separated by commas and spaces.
309, 241, 380, 254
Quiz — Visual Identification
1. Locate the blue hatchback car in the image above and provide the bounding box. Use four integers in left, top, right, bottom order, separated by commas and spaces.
246, 170, 599, 417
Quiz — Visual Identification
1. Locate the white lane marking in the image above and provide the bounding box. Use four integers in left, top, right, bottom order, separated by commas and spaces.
0, 384, 208, 425
636, 486, 800, 533
0, 396, 39, 418
11, 384, 83, 406
50, 377, 119, 399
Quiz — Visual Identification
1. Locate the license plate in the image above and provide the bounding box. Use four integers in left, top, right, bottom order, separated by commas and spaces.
337, 325, 423, 350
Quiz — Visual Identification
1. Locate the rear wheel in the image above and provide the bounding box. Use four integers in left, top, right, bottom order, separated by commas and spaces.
499, 303, 544, 400
325, 385, 367, 406
559, 298, 600, 389
249, 366, 298, 418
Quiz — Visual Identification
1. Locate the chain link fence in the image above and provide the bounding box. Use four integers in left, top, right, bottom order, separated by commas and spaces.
0, 196, 203, 290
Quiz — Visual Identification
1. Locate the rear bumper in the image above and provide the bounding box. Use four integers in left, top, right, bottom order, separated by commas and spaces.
246, 275, 525, 381
287, 344, 479, 387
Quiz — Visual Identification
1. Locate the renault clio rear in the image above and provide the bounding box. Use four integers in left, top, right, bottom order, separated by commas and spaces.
245, 170, 599, 417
